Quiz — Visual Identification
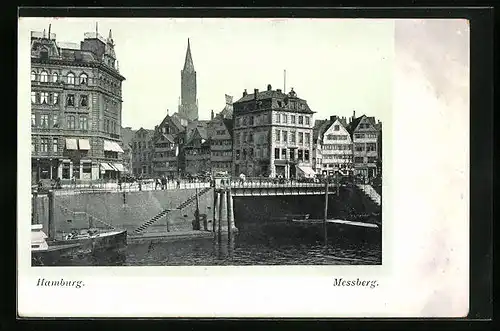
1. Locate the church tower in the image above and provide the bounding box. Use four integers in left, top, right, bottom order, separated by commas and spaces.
178, 38, 198, 121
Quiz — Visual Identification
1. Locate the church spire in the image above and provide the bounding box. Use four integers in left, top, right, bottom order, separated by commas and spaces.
183, 38, 195, 73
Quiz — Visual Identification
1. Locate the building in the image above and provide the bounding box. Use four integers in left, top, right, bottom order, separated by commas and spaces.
120, 126, 136, 174
183, 123, 210, 175
315, 116, 353, 176
178, 39, 198, 122
347, 111, 380, 179
312, 119, 329, 174
31, 25, 126, 183
232, 85, 315, 178
207, 95, 234, 175
131, 128, 154, 176
152, 111, 186, 177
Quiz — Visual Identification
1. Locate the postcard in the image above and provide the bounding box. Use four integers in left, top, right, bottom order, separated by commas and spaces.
18, 15, 469, 317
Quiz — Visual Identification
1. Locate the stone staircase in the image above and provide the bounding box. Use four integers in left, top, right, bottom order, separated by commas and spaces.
356, 184, 381, 206
133, 186, 212, 234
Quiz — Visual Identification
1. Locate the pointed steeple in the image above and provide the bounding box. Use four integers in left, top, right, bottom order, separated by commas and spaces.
183, 38, 195, 73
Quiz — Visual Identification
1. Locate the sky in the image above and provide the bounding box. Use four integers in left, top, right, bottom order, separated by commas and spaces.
21, 17, 395, 130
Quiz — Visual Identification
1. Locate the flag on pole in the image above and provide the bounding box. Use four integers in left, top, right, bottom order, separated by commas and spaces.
225, 94, 233, 105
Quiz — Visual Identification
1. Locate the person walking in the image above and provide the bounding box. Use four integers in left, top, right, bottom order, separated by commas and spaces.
176, 178, 181, 189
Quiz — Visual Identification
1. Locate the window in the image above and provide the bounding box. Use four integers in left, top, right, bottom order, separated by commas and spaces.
31, 92, 37, 104
40, 138, 49, 152
274, 148, 280, 159
52, 114, 59, 128
327, 134, 334, 140
355, 144, 365, 152
298, 116, 304, 125
354, 133, 365, 139
79, 116, 88, 130
248, 132, 253, 143
235, 117, 240, 127
354, 157, 364, 163
305, 116, 310, 125
334, 125, 340, 131
275, 114, 281, 123
67, 73, 75, 84
52, 72, 58, 83
235, 150, 240, 160
67, 115, 75, 129
80, 73, 88, 85
275, 129, 280, 142
281, 148, 287, 159
40, 114, 49, 128
282, 114, 287, 123
298, 132, 304, 144
289, 148, 295, 160
40, 92, 49, 104
52, 138, 58, 153
304, 150, 310, 161
31, 71, 37, 81
31, 114, 36, 127
291, 115, 296, 124
40, 71, 48, 83
366, 143, 376, 152
282, 130, 288, 142
51, 92, 59, 105
290, 131, 296, 143
249, 116, 254, 125
31, 141, 35, 153
305, 133, 310, 144
368, 157, 376, 163
298, 149, 303, 160
66, 94, 75, 106
80, 95, 88, 107
242, 132, 247, 144
83, 163, 92, 174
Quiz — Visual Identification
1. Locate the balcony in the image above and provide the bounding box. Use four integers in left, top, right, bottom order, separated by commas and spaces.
110, 133, 120, 139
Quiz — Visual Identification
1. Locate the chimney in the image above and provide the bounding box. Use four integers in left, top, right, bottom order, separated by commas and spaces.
330, 115, 337, 122
243, 89, 247, 97
254, 88, 259, 99
211, 110, 214, 120
267, 84, 272, 91
277, 89, 282, 93
353, 110, 356, 119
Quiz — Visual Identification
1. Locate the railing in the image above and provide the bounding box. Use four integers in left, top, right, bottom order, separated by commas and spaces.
228, 177, 326, 189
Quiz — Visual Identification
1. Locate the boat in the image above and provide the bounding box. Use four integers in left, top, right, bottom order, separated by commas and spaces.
270, 214, 310, 222
31, 225, 128, 266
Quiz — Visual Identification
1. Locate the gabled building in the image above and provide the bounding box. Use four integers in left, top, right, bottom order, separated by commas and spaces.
312, 119, 330, 174
318, 116, 353, 176
30, 25, 126, 183
232, 85, 315, 178
152, 111, 187, 177
131, 128, 154, 176
207, 116, 233, 175
347, 111, 380, 179
183, 124, 210, 175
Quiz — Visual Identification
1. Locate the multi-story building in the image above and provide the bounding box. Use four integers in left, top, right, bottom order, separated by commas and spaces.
348, 111, 380, 179
31, 26, 126, 183
152, 112, 186, 177
314, 116, 353, 176
178, 39, 198, 122
131, 128, 154, 176
120, 126, 136, 174
232, 85, 315, 178
183, 124, 210, 175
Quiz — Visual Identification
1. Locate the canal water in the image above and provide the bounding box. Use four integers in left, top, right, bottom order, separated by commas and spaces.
56, 222, 382, 266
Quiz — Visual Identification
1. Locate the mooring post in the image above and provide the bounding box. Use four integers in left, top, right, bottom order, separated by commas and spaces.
220, 189, 228, 232
214, 191, 220, 233
324, 180, 329, 246
47, 190, 56, 240
227, 189, 237, 235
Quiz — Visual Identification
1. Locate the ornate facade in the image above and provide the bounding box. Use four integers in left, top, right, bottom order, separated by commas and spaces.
31, 26, 126, 184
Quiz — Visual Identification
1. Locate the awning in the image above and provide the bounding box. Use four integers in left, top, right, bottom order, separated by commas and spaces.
100, 162, 114, 171
65, 138, 78, 150
298, 166, 316, 178
103, 140, 124, 153
78, 139, 90, 150
108, 163, 118, 171
112, 163, 125, 172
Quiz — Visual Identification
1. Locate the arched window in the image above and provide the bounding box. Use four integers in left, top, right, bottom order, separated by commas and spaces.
52, 72, 58, 83
67, 72, 75, 84
40, 71, 48, 83
79, 73, 88, 85
31, 71, 37, 81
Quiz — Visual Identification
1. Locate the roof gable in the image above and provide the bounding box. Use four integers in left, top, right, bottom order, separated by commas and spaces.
322, 119, 351, 143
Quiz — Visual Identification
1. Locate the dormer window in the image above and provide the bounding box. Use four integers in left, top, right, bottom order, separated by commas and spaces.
67, 73, 75, 85
80, 73, 88, 85
31, 71, 37, 81
40, 50, 49, 60
52, 72, 58, 83
40, 71, 48, 83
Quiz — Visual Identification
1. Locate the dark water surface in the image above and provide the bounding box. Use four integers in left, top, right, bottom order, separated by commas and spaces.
58, 222, 382, 266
